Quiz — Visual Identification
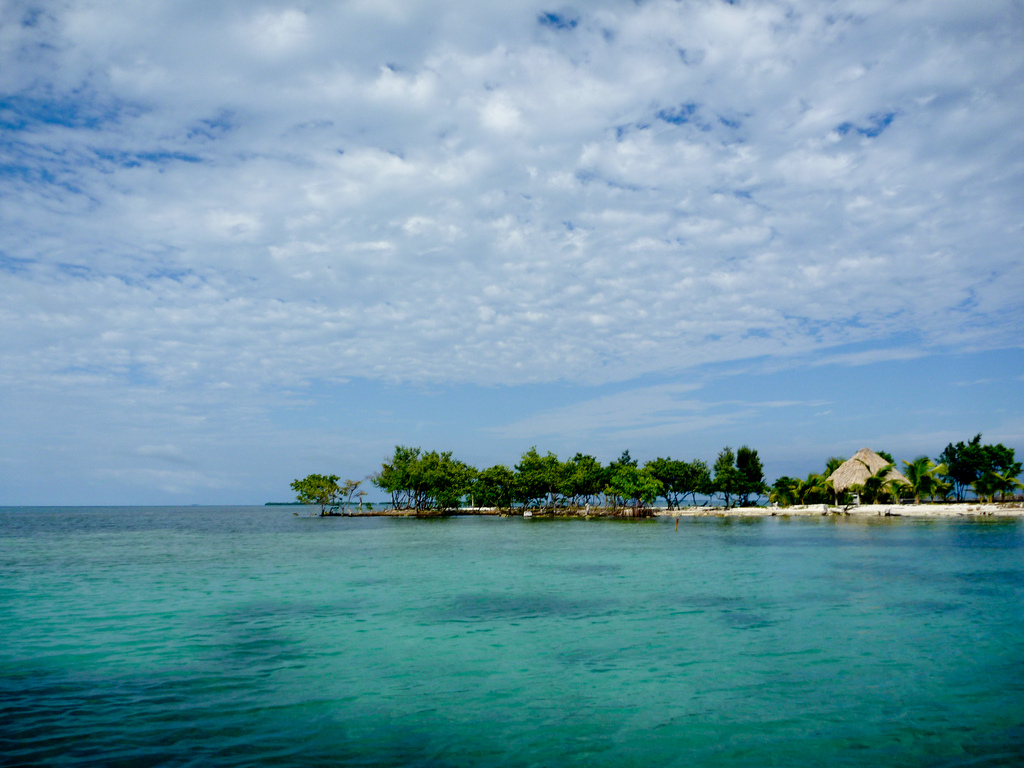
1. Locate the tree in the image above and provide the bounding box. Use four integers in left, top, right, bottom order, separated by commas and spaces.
802, 473, 832, 504
770, 472, 833, 506
939, 435, 1022, 501
371, 445, 476, 511
902, 456, 941, 503
931, 476, 953, 502
473, 464, 517, 510
770, 476, 801, 507
290, 473, 342, 515
609, 449, 638, 470
644, 457, 688, 509
340, 478, 366, 514
712, 447, 744, 507
644, 457, 713, 507
605, 465, 662, 514
515, 447, 564, 509
373, 445, 422, 509
561, 453, 605, 507
735, 446, 767, 506
884, 477, 908, 504
975, 471, 1023, 502
687, 459, 715, 506
415, 450, 475, 511
824, 456, 845, 476
850, 464, 895, 504
938, 435, 983, 501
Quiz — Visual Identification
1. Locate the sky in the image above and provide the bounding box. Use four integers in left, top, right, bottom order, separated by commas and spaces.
1, 0, 1022, 505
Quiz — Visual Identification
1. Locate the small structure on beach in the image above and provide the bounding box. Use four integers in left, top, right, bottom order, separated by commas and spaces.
827, 448, 910, 503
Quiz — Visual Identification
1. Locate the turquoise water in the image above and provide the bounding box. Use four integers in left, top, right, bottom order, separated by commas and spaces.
1, 507, 1022, 766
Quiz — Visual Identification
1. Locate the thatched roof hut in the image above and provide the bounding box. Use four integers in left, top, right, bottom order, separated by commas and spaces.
827, 448, 910, 493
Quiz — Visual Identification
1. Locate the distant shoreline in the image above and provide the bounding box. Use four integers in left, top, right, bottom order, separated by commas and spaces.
293, 502, 1024, 518
657, 502, 1024, 518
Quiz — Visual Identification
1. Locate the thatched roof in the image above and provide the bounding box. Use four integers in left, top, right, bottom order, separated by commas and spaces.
827, 448, 910, 492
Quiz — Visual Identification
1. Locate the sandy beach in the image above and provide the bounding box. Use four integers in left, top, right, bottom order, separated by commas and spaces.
656, 503, 1024, 518
313, 503, 1024, 518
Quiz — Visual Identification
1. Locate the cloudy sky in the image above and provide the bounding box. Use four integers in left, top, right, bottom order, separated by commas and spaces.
2, 0, 1022, 504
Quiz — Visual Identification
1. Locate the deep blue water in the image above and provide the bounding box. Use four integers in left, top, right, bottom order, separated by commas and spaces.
1, 506, 1023, 766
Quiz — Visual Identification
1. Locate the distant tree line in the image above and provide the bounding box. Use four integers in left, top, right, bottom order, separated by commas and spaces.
369, 445, 767, 514
769, 435, 1021, 507
290, 434, 1021, 515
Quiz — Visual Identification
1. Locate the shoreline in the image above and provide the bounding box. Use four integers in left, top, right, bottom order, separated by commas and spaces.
302, 502, 1024, 518
655, 502, 1024, 518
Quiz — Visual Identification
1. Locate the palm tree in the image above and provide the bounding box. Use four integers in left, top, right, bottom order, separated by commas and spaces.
977, 472, 1024, 502
824, 456, 845, 475
848, 482, 866, 504
931, 477, 953, 502
769, 477, 801, 507
806, 473, 834, 504
902, 456, 939, 503
884, 478, 908, 504
860, 464, 894, 504
973, 473, 997, 503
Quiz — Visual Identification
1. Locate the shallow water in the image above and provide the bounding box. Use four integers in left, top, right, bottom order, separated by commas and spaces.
2, 507, 1022, 766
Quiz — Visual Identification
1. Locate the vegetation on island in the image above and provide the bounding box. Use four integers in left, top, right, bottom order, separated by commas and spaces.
767, 434, 1021, 507
289, 473, 372, 515
289, 434, 1020, 516
292, 445, 767, 515
938, 435, 1022, 502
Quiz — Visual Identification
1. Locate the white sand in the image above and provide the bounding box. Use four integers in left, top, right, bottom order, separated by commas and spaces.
656, 502, 1024, 518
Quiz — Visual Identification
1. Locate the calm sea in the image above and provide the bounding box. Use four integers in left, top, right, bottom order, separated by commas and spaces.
1, 506, 1022, 767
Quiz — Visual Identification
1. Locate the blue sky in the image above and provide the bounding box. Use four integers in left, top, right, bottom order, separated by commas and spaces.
1, 0, 1022, 504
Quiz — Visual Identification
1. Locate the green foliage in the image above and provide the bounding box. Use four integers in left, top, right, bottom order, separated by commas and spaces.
769, 476, 799, 506
560, 453, 605, 506
735, 446, 767, 506
644, 457, 686, 508
642, 457, 712, 508
712, 447, 744, 507
690, 459, 715, 504
373, 445, 422, 509
609, 450, 638, 470
290, 473, 341, 515
605, 464, 662, 513
973, 471, 1022, 502
515, 447, 565, 509
876, 450, 895, 464
850, 463, 896, 504
419, 450, 476, 510
883, 478, 908, 504
824, 456, 845, 476
931, 477, 953, 502
472, 464, 517, 509
372, 446, 474, 511
300, 437, 1024, 518
769, 472, 833, 506
691, 446, 766, 507
902, 456, 942, 502
938, 434, 1022, 501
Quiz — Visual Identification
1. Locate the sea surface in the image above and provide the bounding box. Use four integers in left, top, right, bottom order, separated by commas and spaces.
1, 506, 1022, 767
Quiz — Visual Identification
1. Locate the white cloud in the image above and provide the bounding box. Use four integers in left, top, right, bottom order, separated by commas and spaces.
480, 95, 523, 133
2, 0, 1022, 499
492, 381, 832, 446
136, 444, 192, 465
241, 9, 309, 55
